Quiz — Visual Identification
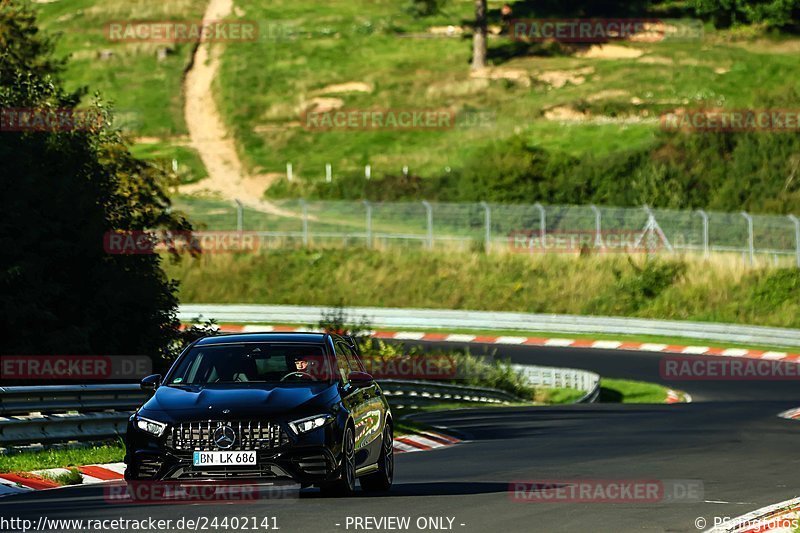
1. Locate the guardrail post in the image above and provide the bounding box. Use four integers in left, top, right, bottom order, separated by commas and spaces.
235, 199, 243, 232
480, 201, 491, 254
741, 211, 754, 265
696, 209, 709, 257
590, 204, 603, 248
789, 214, 800, 268
421, 201, 433, 250
533, 202, 546, 249
363, 200, 373, 249
299, 199, 309, 247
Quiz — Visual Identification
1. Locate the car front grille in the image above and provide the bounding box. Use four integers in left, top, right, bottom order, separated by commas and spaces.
167, 420, 290, 451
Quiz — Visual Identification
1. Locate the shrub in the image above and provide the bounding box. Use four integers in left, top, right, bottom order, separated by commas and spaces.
690, 0, 800, 28
403, 0, 447, 18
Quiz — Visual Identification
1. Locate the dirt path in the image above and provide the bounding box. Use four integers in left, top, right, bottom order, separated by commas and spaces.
180, 0, 294, 216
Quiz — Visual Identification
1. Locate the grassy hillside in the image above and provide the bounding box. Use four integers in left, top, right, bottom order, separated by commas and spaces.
163, 249, 800, 328
32, 0, 208, 182
30, 1, 800, 212
217, 0, 800, 211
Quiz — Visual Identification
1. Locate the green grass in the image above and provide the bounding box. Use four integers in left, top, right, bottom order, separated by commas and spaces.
165, 248, 800, 328
32, 0, 208, 137
212, 0, 800, 190
31, 0, 800, 202
130, 142, 208, 184
0, 442, 125, 474
537, 387, 586, 404
600, 378, 670, 403
41, 468, 84, 486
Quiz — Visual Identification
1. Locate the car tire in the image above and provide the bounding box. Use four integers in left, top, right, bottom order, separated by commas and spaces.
319, 425, 356, 497
360, 423, 393, 493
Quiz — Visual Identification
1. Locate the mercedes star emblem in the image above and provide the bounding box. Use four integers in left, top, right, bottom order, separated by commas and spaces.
213, 425, 236, 449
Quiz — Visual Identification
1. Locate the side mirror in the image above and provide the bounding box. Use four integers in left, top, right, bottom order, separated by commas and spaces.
347, 371, 374, 385
140, 374, 162, 391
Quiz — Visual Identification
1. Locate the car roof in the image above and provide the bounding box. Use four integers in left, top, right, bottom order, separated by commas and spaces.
194, 332, 330, 345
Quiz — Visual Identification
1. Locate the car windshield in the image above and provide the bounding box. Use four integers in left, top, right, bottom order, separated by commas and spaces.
167, 343, 335, 385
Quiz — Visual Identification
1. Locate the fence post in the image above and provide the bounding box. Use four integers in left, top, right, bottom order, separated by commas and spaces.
696, 209, 709, 257
421, 201, 433, 250
286, 163, 293, 181
533, 203, 546, 249
300, 199, 309, 247
363, 200, 373, 249
480, 201, 491, 254
789, 214, 800, 268
741, 211, 754, 265
365, 164, 371, 180
590, 204, 603, 248
642, 204, 654, 256
235, 199, 243, 231
325, 163, 332, 183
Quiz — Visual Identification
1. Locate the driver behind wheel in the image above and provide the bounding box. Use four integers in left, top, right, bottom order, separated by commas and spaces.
293, 356, 309, 373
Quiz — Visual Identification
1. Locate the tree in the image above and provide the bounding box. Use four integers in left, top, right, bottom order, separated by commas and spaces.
690, 0, 800, 29
0, 0, 191, 366
471, 0, 488, 70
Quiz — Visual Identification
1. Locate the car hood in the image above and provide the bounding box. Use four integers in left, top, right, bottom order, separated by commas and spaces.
139, 383, 338, 421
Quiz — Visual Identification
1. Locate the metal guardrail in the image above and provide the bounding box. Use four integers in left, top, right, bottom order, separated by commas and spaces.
0, 385, 148, 416
0, 364, 597, 447
511, 364, 600, 403
178, 304, 800, 348
379, 379, 523, 407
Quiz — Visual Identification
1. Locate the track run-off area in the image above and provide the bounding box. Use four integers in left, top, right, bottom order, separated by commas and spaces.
1, 341, 798, 533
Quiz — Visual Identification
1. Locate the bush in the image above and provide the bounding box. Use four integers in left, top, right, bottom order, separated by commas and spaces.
690, 0, 800, 29
403, 0, 447, 18
745, 268, 800, 310
587, 258, 687, 314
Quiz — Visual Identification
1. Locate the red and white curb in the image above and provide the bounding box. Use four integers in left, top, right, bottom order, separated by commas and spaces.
200, 324, 800, 363
665, 389, 686, 404
393, 430, 461, 454
778, 407, 800, 420
0, 463, 125, 495
704, 495, 800, 532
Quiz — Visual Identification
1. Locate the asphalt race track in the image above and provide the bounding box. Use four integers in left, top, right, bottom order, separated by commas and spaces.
1, 342, 799, 533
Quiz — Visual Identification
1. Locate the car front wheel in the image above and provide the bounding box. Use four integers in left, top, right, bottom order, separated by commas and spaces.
319, 425, 356, 496
360, 423, 393, 493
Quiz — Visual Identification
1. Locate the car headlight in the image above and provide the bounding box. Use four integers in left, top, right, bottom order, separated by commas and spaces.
288, 414, 332, 435
135, 415, 167, 437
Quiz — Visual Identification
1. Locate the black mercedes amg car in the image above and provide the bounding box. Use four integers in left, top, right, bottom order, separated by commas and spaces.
124, 332, 393, 495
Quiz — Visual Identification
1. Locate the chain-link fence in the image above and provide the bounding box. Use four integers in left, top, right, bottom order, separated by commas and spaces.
171, 197, 800, 267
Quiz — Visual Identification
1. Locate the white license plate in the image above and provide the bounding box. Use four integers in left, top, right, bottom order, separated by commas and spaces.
192, 451, 257, 466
